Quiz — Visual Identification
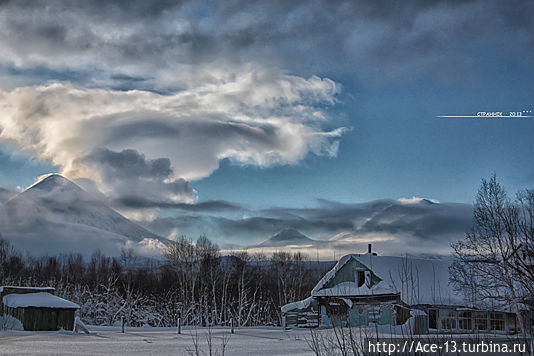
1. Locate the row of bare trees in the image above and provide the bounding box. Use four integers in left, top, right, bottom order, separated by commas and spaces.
0, 234, 328, 327
162, 235, 324, 327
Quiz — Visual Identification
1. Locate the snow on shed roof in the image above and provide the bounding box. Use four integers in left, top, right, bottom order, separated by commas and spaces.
0, 286, 55, 293
281, 296, 315, 313
3, 292, 80, 309
311, 254, 464, 306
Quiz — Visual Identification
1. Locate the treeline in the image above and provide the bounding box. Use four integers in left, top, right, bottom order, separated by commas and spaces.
0, 235, 331, 327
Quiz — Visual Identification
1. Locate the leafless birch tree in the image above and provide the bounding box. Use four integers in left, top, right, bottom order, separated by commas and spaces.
450, 175, 534, 335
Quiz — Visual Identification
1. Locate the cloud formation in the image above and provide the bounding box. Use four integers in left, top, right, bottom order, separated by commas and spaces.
143, 198, 473, 256
0, 0, 523, 258
113, 197, 241, 212
1, 0, 531, 90
0, 73, 343, 199
80, 148, 195, 205
0, 0, 531, 196
0, 187, 15, 202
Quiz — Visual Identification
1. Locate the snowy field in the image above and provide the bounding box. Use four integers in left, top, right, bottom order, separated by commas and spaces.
2, 325, 530, 355
0, 326, 315, 355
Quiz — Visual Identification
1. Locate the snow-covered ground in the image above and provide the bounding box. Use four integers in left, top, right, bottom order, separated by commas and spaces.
0, 326, 315, 355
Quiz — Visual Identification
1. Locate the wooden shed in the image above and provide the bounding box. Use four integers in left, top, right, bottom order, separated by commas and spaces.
1, 286, 79, 331
281, 296, 319, 329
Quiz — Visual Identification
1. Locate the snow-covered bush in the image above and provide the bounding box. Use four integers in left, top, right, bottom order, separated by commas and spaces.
0, 314, 24, 331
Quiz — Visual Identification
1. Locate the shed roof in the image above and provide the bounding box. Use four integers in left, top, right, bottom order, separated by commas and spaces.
0, 286, 55, 293
3, 292, 79, 309
281, 296, 315, 313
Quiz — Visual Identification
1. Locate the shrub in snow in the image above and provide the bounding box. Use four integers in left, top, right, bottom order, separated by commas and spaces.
0, 314, 24, 331
74, 317, 90, 334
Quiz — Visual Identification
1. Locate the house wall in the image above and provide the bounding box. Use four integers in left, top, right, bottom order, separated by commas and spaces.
285, 310, 319, 328
320, 303, 395, 328
5, 307, 76, 331
320, 305, 331, 328
283, 300, 319, 329
323, 259, 380, 289
284, 311, 299, 328
425, 307, 515, 334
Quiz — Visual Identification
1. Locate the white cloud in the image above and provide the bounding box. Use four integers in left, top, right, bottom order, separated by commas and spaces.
0, 68, 345, 197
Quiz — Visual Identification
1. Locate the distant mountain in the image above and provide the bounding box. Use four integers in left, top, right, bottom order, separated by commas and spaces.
418, 198, 438, 205
254, 228, 317, 248
0, 174, 167, 256
398, 197, 439, 205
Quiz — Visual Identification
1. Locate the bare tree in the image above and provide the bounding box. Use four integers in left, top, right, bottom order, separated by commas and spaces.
120, 247, 136, 326
197, 235, 220, 326
164, 236, 199, 323
450, 175, 534, 335
272, 251, 293, 310
230, 251, 258, 327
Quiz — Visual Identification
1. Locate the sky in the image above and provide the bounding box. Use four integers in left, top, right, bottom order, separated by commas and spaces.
0, 0, 533, 257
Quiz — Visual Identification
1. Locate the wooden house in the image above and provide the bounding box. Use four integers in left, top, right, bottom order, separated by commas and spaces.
282, 246, 520, 334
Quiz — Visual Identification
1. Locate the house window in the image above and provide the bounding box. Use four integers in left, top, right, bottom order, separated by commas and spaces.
490, 312, 505, 331
357, 271, 365, 287
474, 311, 488, 331
458, 311, 472, 330
428, 309, 437, 329
440, 310, 457, 330
507, 314, 517, 333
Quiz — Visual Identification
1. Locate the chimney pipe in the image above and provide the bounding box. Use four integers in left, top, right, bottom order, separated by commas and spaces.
368, 243, 372, 254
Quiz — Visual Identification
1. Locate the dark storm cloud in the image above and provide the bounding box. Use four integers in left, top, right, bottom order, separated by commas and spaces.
261, 199, 473, 241
80, 148, 195, 204
354, 202, 473, 241
110, 74, 148, 82
261, 199, 393, 228
114, 196, 242, 212
1, 0, 532, 89
108, 74, 153, 91
83, 148, 173, 179
142, 198, 473, 251
211, 0, 534, 76
1, 64, 93, 85
0, 0, 182, 20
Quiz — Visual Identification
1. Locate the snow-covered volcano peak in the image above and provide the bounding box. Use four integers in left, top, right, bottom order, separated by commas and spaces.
255, 228, 316, 247
270, 228, 310, 242
24, 173, 82, 195
2, 173, 167, 256
398, 197, 439, 205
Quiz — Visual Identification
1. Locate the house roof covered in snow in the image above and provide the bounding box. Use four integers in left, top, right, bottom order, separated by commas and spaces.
3, 292, 80, 309
311, 254, 464, 306
0, 286, 55, 293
